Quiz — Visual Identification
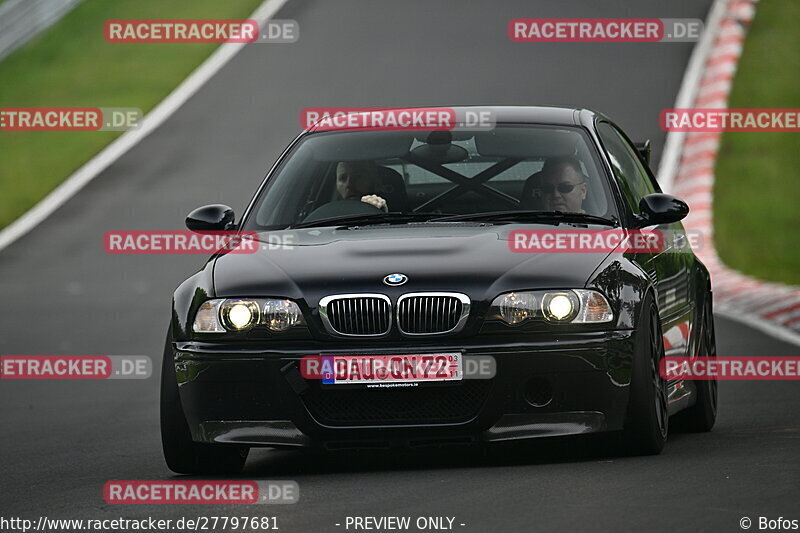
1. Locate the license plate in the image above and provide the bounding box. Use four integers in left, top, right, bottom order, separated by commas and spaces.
321, 353, 462, 385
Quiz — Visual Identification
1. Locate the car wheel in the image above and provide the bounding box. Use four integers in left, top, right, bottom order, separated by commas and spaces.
160, 330, 249, 474
673, 299, 718, 432
623, 296, 668, 455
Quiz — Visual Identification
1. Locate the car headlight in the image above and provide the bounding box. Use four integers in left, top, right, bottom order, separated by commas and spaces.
192, 298, 305, 333
495, 291, 538, 324
490, 289, 613, 325
193, 300, 225, 333
263, 299, 303, 331
221, 299, 260, 330
542, 292, 579, 322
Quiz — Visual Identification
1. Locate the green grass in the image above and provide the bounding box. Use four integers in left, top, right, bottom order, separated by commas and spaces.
0, 0, 264, 228
714, 0, 800, 285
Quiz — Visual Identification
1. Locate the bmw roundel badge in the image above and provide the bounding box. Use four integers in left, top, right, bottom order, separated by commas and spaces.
383, 273, 408, 286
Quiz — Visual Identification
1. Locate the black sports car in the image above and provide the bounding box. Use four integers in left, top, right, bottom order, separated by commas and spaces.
161, 106, 717, 474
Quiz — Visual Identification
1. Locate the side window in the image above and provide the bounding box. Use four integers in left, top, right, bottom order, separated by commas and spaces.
596, 122, 657, 212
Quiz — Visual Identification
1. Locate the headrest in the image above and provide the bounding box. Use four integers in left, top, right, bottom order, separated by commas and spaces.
410, 130, 469, 163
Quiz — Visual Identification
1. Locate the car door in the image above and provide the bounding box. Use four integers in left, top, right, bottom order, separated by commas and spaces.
596, 121, 694, 366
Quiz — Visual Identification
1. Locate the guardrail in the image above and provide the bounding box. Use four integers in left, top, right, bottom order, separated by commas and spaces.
0, 0, 86, 61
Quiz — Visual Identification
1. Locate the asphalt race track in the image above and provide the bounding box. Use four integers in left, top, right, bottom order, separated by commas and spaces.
1, 0, 799, 531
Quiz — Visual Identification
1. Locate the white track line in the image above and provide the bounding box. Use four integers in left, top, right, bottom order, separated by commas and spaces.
658, 0, 800, 347
656, 0, 728, 193
0, 0, 290, 252
716, 308, 800, 347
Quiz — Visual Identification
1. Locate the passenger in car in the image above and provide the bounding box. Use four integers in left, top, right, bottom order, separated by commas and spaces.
335, 161, 389, 212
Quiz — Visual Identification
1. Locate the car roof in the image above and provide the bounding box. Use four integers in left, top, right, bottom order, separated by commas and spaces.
447, 105, 594, 126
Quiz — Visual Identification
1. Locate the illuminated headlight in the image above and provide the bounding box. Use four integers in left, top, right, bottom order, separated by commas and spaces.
490, 290, 613, 325
542, 292, 579, 322
192, 298, 305, 333
221, 299, 260, 330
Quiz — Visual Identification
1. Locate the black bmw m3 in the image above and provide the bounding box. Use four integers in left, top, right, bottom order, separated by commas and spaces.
161, 106, 717, 474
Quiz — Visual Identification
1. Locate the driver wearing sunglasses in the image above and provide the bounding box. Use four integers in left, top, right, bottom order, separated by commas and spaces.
538, 156, 588, 213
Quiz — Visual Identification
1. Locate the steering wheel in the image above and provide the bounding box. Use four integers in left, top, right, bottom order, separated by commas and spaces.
302, 199, 384, 223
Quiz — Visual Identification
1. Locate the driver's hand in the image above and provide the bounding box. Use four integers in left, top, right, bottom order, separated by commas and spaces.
361, 194, 388, 212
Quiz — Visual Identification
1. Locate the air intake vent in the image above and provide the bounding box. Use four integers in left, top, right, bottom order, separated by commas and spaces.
304, 380, 492, 425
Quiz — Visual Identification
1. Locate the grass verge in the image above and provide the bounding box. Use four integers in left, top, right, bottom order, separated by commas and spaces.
0, 0, 264, 229
714, 1, 800, 285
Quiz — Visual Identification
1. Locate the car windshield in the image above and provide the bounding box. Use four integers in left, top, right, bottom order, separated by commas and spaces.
242, 125, 619, 230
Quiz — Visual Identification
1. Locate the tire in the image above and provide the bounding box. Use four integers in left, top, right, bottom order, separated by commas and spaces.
623, 296, 669, 455
160, 330, 249, 474
673, 298, 718, 432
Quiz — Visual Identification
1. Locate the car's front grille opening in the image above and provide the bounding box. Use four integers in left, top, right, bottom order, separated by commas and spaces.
303, 381, 492, 426
323, 295, 391, 336
408, 436, 476, 448
397, 294, 465, 334
324, 440, 391, 451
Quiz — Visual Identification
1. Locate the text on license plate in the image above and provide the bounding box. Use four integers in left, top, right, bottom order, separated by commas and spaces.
320, 353, 462, 385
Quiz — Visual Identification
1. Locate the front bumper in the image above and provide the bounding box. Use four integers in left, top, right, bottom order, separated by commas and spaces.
171, 330, 635, 449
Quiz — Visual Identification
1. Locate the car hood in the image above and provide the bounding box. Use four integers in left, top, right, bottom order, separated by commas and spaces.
212, 224, 613, 303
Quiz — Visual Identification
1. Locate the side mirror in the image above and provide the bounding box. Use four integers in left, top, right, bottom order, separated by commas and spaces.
634, 193, 689, 228
185, 204, 236, 232
634, 140, 651, 167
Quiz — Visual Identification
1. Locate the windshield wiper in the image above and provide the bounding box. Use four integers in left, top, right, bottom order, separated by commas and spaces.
291, 212, 451, 229
434, 210, 618, 226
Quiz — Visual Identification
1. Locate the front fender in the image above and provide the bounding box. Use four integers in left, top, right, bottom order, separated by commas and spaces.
171, 261, 215, 341
586, 254, 652, 330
